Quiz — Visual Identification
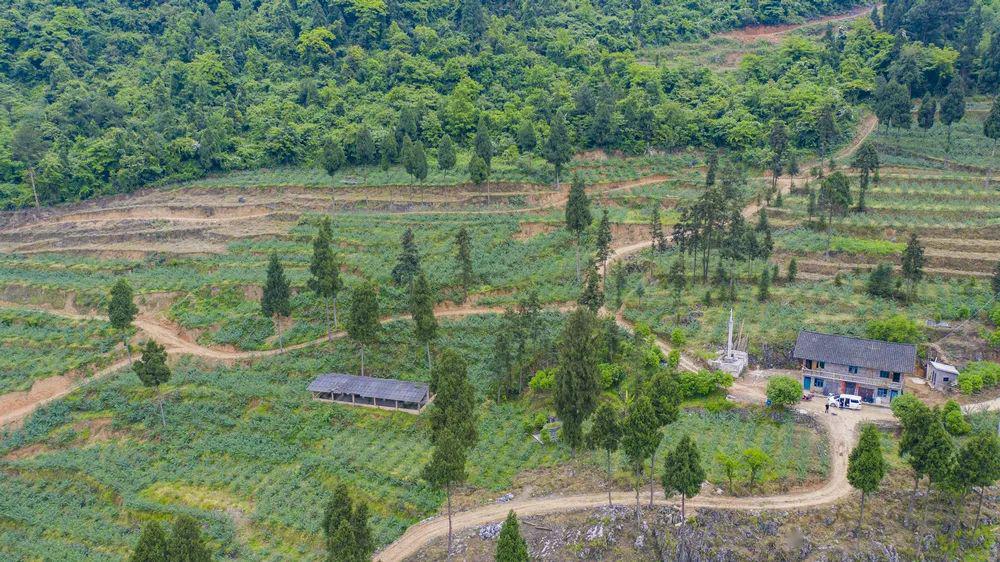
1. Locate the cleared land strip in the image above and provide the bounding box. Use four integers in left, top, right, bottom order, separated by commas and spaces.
718, 5, 877, 43
792, 258, 993, 279
3, 174, 683, 236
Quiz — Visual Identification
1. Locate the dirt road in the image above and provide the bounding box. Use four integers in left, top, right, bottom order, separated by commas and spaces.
0, 106, 879, 433
375, 389, 932, 562
377, 113, 883, 560
719, 5, 876, 44
0, 107, 884, 560
0, 303, 576, 427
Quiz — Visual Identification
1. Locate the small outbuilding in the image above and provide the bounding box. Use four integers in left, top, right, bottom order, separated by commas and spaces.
307, 373, 431, 414
926, 360, 959, 392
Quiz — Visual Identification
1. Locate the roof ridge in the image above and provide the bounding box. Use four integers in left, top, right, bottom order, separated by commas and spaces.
797, 329, 917, 349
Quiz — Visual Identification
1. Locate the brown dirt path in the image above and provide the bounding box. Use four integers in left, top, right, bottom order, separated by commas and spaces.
378, 113, 883, 561
1, 112, 885, 558
375, 390, 927, 562
0, 303, 575, 427
719, 5, 877, 44
0, 358, 131, 427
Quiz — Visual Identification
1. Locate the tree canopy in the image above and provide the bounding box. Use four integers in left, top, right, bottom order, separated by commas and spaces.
0, 0, 897, 210
555, 308, 600, 450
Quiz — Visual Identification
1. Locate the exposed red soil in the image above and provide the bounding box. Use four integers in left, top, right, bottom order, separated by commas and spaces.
719, 5, 876, 44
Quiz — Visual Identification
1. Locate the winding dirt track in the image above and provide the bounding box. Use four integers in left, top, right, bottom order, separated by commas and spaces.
375, 113, 886, 561
0, 112, 878, 429
0, 111, 892, 559
375, 392, 906, 562
0, 304, 576, 427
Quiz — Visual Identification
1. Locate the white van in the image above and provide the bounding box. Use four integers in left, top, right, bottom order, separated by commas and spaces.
829, 394, 862, 410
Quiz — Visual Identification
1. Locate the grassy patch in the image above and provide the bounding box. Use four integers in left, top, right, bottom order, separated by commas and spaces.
0, 308, 122, 393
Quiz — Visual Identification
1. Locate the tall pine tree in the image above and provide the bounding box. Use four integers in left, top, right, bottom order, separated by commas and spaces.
454, 226, 475, 302
984, 96, 1000, 190
130, 521, 169, 562
109, 278, 139, 365
424, 349, 478, 555
346, 283, 380, 376
437, 134, 456, 171
134, 340, 171, 427
391, 227, 422, 286
661, 434, 705, 522
621, 395, 660, 529
323, 484, 374, 562
578, 261, 604, 312
555, 308, 600, 451
705, 149, 718, 186
261, 253, 291, 351
650, 203, 666, 252
495, 510, 529, 562
588, 402, 621, 507
544, 112, 572, 188
565, 174, 592, 282
939, 79, 966, 152
308, 216, 342, 339
474, 115, 493, 168
516, 119, 536, 154
847, 424, 886, 535
167, 516, 211, 562
411, 271, 438, 372
595, 209, 613, 282
917, 94, 936, 131
900, 233, 925, 300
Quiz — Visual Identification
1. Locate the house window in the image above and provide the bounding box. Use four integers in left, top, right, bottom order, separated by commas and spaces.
818, 361, 826, 369
848, 366, 859, 374
879, 370, 889, 378
943, 377, 950, 383
813, 378, 824, 388
892, 373, 901, 383
805, 360, 813, 369
877, 388, 888, 397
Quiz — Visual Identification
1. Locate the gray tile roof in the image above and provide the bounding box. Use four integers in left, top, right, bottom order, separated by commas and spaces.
307, 373, 429, 403
792, 330, 917, 374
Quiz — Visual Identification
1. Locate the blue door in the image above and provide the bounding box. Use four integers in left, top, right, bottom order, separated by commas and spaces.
803, 377, 812, 390
846, 382, 856, 394
890, 390, 899, 400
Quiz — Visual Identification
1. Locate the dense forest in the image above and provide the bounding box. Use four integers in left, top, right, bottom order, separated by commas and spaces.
0, 0, 997, 208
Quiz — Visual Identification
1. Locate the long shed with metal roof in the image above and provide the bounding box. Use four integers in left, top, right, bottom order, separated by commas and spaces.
307, 373, 431, 413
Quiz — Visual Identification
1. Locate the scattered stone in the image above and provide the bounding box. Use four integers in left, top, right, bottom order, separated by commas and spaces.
495, 493, 514, 503
585, 523, 604, 542
478, 522, 502, 540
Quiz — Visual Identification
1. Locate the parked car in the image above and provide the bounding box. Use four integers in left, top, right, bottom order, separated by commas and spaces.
829, 394, 862, 410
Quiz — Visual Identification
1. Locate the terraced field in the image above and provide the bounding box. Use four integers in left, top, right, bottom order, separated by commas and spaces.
0, 167, 703, 357
768, 108, 1000, 281
0, 314, 829, 560
618, 101, 998, 363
